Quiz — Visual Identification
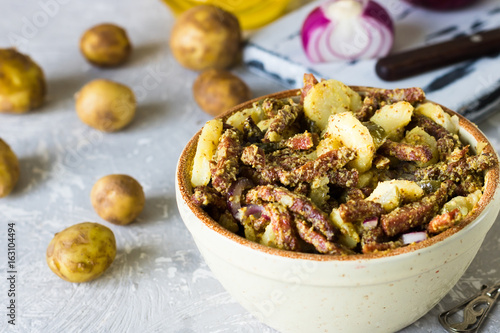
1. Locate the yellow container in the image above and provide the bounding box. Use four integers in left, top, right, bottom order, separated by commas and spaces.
162, 0, 291, 30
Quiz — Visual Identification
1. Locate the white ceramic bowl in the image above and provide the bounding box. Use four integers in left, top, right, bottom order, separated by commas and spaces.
176, 89, 500, 333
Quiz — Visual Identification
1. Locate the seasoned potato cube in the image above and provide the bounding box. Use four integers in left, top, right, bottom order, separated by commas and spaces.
370, 101, 413, 140
304, 79, 362, 131
191, 119, 223, 187
403, 127, 439, 167
415, 102, 459, 134
442, 190, 482, 216
226, 104, 263, 131
315, 137, 342, 157
367, 180, 424, 212
324, 112, 375, 172
330, 209, 360, 248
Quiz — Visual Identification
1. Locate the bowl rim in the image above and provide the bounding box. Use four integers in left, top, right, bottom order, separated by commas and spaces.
176, 87, 500, 262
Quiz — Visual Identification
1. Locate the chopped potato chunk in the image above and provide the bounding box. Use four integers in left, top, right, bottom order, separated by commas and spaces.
370, 101, 413, 141
324, 112, 375, 172
191, 119, 223, 187
303, 79, 362, 131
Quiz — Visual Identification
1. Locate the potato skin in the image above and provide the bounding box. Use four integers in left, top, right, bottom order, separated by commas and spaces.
80, 23, 132, 67
91, 174, 145, 225
0, 48, 46, 113
75, 79, 136, 132
46, 222, 116, 283
170, 5, 241, 71
193, 69, 251, 116
0, 139, 20, 198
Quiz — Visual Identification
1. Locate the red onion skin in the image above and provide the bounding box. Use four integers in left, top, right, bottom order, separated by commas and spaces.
363, 0, 394, 34
404, 0, 480, 10
363, 217, 378, 229
301, 7, 330, 52
402, 231, 427, 245
227, 178, 253, 218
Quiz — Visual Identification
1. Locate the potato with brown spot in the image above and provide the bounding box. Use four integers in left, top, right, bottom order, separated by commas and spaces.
91, 174, 145, 225
46, 222, 116, 283
193, 69, 251, 116
169, 5, 241, 71
0, 139, 20, 198
0, 48, 46, 113
75, 79, 136, 132
80, 23, 132, 67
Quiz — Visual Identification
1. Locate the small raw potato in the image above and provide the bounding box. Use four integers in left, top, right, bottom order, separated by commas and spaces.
46, 222, 116, 283
91, 174, 145, 225
0, 139, 20, 198
80, 23, 132, 67
75, 79, 136, 132
0, 48, 46, 113
193, 69, 251, 116
170, 5, 242, 71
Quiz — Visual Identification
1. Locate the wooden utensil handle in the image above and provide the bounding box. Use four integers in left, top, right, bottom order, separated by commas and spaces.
376, 27, 500, 81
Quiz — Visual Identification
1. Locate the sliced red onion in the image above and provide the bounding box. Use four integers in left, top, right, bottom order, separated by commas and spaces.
402, 231, 427, 245
301, 0, 394, 62
362, 216, 378, 229
227, 178, 254, 218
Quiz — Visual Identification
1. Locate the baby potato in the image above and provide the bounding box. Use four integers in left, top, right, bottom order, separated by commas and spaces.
193, 69, 251, 116
170, 5, 241, 71
75, 79, 136, 132
0, 139, 20, 198
91, 174, 145, 225
46, 222, 116, 283
0, 48, 46, 113
80, 23, 132, 67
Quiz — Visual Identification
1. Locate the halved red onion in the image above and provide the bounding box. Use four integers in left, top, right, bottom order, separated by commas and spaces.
301, 0, 394, 62
227, 178, 254, 218
402, 231, 427, 245
362, 216, 378, 229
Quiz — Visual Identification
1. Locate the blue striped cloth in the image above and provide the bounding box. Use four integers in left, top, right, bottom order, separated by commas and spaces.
244, 0, 500, 122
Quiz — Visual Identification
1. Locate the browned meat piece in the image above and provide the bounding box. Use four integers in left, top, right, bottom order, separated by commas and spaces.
339, 199, 384, 223
191, 185, 226, 209
428, 208, 460, 234
246, 185, 336, 240
284, 132, 317, 150
328, 168, 359, 188
300, 73, 319, 103
295, 216, 347, 255
381, 180, 453, 237
210, 128, 242, 195
414, 151, 496, 183
378, 139, 433, 163
410, 114, 460, 159
241, 144, 266, 169
263, 100, 302, 143
293, 182, 310, 196
343, 188, 366, 202
262, 203, 300, 251
280, 147, 355, 186
356, 87, 425, 121
360, 226, 401, 253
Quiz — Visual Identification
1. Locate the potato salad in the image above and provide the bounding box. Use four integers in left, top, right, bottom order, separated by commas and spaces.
189, 74, 496, 255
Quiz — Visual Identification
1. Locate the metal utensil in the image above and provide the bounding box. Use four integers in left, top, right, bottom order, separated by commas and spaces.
439, 282, 500, 333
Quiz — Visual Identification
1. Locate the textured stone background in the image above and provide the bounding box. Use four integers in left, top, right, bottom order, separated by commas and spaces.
0, 0, 498, 332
